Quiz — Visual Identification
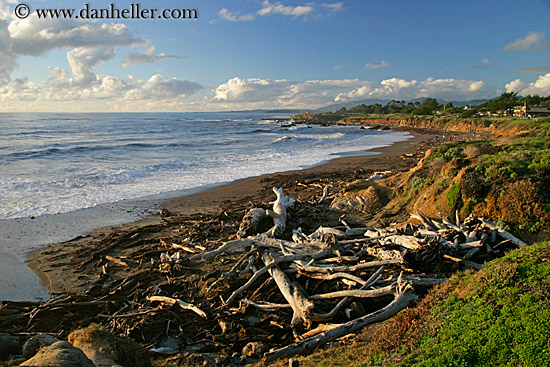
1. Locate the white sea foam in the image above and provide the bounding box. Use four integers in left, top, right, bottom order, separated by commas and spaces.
0, 113, 412, 220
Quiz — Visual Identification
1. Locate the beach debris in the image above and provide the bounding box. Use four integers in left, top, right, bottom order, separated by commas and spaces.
0, 179, 529, 365
238, 187, 295, 238
147, 296, 206, 319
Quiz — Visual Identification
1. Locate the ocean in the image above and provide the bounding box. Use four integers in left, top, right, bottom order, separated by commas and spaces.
0, 112, 412, 301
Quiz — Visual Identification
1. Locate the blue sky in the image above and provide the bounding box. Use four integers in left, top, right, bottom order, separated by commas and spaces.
1, 0, 550, 112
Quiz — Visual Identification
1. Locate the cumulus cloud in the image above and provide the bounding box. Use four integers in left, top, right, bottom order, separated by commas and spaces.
67, 47, 116, 85
218, 8, 256, 22
8, 16, 143, 56
257, 1, 314, 18
0, 1, 204, 111
212, 76, 493, 110
364, 60, 390, 70
505, 73, 550, 95
504, 31, 550, 52
218, 1, 343, 22
472, 58, 493, 70
122, 46, 183, 67
126, 75, 203, 100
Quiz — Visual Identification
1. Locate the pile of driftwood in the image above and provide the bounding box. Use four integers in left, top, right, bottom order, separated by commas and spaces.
0, 187, 528, 366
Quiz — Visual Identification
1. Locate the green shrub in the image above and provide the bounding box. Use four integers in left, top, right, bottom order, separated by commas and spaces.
447, 183, 462, 209
408, 176, 426, 200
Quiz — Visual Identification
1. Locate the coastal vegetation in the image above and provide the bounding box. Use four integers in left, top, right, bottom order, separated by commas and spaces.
293, 92, 550, 122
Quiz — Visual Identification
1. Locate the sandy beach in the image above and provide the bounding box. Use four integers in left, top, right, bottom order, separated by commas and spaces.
24, 126, 453, 297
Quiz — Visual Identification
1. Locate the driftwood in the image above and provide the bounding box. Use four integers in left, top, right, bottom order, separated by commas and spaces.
263, 276, 418, 363
146, 296, 206, 319
262, 252, 314, 327
5, 182, 529, 366
264, 187, 296, 237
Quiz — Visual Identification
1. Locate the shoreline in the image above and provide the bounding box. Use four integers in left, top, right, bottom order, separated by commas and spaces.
24, 126, 452, 298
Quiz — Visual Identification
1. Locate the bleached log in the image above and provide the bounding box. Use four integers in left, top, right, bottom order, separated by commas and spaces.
310, 266, 386, 322
147, 296, 206, 319
105, 255, 129, 267
317, 185, 329, 204
479, 218, 527, 247
224, 248, 331, 305
262, 252, 314, 327
309, 284, 394, 300
263, 276, 418, 363
343, 227, 374, 238
300, 323, 341, 340
308, 226, 345, 239
189, 238, 252, 260
382, 235, 422, 250
295, 259, 402, 273
264, 187, 295, 237
365, 246, 404, 261
458, 240, 483, 250
438, 213, 462, 231
415, 229, 440, 237
378, 275, 447, 287
237, 208, 267, 238
296, 271, 368, 286
241, 299, 292, 310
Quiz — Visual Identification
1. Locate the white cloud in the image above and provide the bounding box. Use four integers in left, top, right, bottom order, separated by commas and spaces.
212, 76, 493, 110
218, 8, 256, 22
67, 47, 115, 85
472, 58, 493, 70
257, 1, 314, 18
0, 19, 15, 82
364, 60, 390, 70
218, 1, 342, 22
8, 15, 143, 56
126, 74, 203, 100
504, 31, 550, 52
323, 2, 344, 12
505, 73, 550, 95
122, 46, 183, 67
333, 64, 349, 70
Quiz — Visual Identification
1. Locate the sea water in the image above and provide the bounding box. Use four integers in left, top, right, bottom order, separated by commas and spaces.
0, 112, 412, 300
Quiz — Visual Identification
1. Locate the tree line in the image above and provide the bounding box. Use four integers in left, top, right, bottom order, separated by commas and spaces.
332, 93, 550, 117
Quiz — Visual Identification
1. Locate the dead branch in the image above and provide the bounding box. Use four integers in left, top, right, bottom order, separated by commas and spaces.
147, 296, 206, 319
263, 276, 418, 363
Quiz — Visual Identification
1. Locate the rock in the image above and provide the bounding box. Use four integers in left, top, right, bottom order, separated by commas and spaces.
20, 341, 95, 367
68, 324, 150, 367
242, 341, 266, 357
0, 332, 20, 360
22, 334, 59, 359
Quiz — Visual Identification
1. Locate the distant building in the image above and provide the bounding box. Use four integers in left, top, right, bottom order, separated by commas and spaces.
514, 103, 550, 117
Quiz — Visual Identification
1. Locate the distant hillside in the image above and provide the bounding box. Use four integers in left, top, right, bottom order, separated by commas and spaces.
313, 98, 490, 113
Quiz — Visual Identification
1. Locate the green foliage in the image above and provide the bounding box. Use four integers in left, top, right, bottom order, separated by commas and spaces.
399, 241, 550, 367
435, 177, 451, 194
408, 176, 426, 200
447, 183, 462, 209
431, 144, 466, 162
